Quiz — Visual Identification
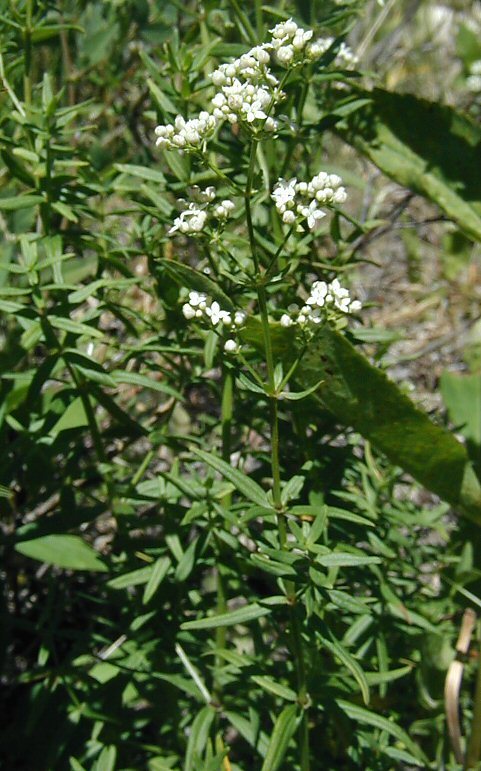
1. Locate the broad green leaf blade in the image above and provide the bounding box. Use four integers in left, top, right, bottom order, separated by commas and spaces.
192, 448, 271, 508
335, 88, 481, 241
260, 705, 299, 771
321, 636, 370, 705
337, 699, 427, 764
440, 371, 481, 447
297, 325, 481, 523
181, 602, 271, 630
15, 535, 108, 572
161, 260, 234, 312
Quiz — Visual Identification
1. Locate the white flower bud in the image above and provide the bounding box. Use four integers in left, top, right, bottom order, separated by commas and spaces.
277, 45, 294, 64
224, 339, 238, 353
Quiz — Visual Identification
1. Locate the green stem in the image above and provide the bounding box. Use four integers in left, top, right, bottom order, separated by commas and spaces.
244, 136, 310, 770
213, 367, 233, 703
265, 225, 295, 277
245, 139, 260, 275
205, 157, 243, 194
254, 0, 263, 37
228, 0, 256, 43
23, 0, 33, 107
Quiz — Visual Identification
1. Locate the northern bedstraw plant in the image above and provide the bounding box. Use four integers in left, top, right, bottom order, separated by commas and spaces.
3, 2, 479, 769
153, 18, 372, 771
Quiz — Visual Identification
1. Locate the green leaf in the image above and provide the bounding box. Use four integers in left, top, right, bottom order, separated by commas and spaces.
192, 448, 270, 507
92, 745, 117, 771
251, 676, 297, 702
260, 705, 299, 771
49, 397, 89, 436
0, 194, 44, 210
280, 379, 324, 400
316, 552, 381, 568
115, 163, 166, 184
49, 315, 104, 339
181, 602, 271, 630
52, 201, 78, 222
321, 636, 370, 705
337, 699, 427, 764
15, 535, 108, 572
280, 475, 305, 505
110, 370, 182, 400
294, 325, 481, 524
147, 78, 179, 116
107, 566, 153, 589
441, 371, 481, 447
161, 260, 234, 312
185, 706, 216, 771
335, 88, 481, 241
225, 711, 269, 757
143, 557, 171, 604
364, 665, 412, 686
63, 351, 117, 388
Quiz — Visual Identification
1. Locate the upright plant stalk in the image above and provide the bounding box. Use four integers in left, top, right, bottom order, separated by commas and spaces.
213, 365, 233, 700
245, 138, 310, 771
23, 0, 33, 107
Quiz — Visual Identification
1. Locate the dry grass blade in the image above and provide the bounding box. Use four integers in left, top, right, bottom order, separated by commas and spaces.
444, 608, 476, 765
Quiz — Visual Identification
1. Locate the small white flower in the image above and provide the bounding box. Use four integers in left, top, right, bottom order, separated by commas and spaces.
189, 291, 207, 307
280, 313, 294, 327
182, 303, 196, 320
272, 178, 297, 212
306, 202, 326, 231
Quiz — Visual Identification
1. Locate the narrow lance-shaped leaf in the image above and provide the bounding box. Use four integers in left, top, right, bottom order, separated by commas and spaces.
181, 602, 271, 630
160, 260, 235, 312
337, 699, 428, 764
321, 635, 370, 705
260, 705, 299, 771
192, 448, 271, 508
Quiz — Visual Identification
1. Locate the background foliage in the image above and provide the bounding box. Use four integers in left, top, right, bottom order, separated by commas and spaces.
2, 1, 481, 769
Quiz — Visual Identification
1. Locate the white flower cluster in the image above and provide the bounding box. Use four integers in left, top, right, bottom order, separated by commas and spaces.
155, 112, 217, 151
182, 291, 246, 352
154, 20, 357, 152
280, 278, 361, 328
272, 172, 347, 231
168, 186, 235, 236
210, 45, 281, 131
269, 19, 357, 68
467, 60, 481, 92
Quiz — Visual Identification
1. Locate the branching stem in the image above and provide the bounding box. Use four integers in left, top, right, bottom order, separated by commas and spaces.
245, 137, 310, 771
